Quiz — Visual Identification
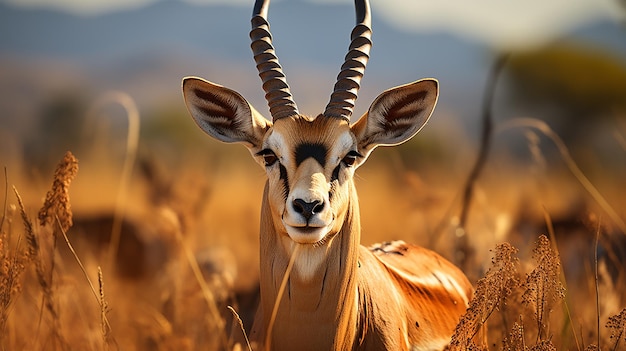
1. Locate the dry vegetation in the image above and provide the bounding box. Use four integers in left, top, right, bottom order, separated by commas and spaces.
1, 92, 625, 350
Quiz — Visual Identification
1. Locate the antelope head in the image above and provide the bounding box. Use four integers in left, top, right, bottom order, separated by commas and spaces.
182, 0, 438, 273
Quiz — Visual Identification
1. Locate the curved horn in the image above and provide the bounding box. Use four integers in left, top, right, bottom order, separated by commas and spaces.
324, 0, 372, 120
250, 0, 299, 121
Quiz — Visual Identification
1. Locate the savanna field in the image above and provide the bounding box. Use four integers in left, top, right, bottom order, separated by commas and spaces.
2, 86, 626, 350
2, 2, 626, 350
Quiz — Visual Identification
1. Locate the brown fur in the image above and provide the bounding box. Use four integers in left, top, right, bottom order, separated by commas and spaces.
251, 177, 472, 350
182, 77, 472, 350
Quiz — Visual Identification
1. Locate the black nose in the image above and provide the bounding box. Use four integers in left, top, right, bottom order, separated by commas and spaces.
292, 199, 324, 221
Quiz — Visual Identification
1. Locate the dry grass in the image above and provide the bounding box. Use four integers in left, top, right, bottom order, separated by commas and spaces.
1, 96, 625, 351
2, 144, 624, 351
606, 308, 626, 351
448, 242, 519, 350
448, 233, 624, 351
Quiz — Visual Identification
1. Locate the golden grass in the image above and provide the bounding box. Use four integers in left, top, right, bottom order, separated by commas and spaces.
2, 145, 624, 350
1, 96, 625, 350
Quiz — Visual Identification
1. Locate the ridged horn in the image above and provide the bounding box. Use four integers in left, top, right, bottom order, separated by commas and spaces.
250, 0, 299, 121
323, 0, 372, 120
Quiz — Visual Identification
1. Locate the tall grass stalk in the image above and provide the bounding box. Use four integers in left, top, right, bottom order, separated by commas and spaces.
86, 92, 140, 275
98, 266, 112, 350
57, 214, 113, 347
542, 207, 581, 351
522, 235, 565, 345
173, 225, 229, 350
0, 170, 28, 344
497, 118, 626, 235
458, 54, 509, 272
58, 217, 99, 303
265, 244, 300, 351
228, 305, 252, 351
14, 185, 68, 349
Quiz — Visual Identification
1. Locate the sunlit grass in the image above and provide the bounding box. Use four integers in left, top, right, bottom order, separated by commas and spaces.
1, 92, 625, 350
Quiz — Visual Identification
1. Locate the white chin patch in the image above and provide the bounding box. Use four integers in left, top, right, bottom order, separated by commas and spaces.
285, 225, 330, 245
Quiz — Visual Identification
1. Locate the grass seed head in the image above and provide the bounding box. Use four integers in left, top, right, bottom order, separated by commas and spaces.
606, 308, 626, 349
38, 151, 79, 233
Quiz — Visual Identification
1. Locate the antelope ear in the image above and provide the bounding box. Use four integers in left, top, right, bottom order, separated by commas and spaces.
351, 79, 438, 157
182, 77, 271, 150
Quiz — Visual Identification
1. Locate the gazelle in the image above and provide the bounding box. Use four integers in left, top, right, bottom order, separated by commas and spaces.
182, 0, 473, 349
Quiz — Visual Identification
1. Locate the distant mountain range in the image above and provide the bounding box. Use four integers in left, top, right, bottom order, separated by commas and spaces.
0, 0, 624, 134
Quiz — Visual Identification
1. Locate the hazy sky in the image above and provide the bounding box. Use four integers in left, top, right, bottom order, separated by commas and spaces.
4, 0, 625, 48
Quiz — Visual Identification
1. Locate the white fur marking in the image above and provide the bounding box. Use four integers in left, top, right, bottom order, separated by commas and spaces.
328, 130, 356, 164
266, 130, 289, 165
283, 240, 327, 282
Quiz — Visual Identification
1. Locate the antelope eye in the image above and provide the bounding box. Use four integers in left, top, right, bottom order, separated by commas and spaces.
342, 151, 361, 167
257, 149, 279, 167
263, 153, 278, 166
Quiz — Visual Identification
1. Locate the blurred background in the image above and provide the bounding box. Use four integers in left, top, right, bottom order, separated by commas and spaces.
2, 0, 625, 246
2, 0, 625, 172
0, 1, 625, 349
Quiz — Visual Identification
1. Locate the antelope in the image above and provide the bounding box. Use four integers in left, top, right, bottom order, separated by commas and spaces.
182, 0, 473, 349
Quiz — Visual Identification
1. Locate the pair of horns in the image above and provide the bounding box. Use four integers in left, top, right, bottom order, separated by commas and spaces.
250, 0, 372, 121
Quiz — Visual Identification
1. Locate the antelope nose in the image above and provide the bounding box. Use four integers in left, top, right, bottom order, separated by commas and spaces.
292, 198, 324, 221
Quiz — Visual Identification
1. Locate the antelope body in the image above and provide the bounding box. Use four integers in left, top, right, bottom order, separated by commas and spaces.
182, 0, 473, 349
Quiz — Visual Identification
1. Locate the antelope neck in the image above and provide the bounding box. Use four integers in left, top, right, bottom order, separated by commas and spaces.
258, 181, 362, 349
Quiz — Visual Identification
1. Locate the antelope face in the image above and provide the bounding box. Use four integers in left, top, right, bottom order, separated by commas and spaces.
182, 78, 439, 246
182, 0, 439, 247
260, 116, 355, 245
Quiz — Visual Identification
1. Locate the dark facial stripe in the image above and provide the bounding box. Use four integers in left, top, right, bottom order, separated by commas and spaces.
279, 163, 289, 200
328, 174, 338, 201
295, 142, 327, 167
331, 165, 340, 183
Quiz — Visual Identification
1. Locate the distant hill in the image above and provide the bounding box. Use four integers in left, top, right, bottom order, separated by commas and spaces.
0, 0, 491, 75
0, 1, 624, 133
